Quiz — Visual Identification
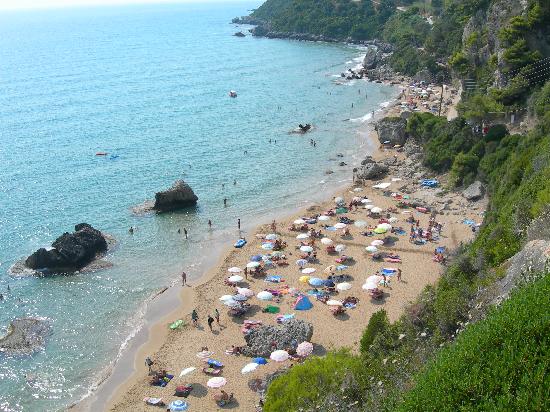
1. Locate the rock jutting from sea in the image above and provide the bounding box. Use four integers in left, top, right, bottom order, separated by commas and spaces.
153, 179, 198, 212
0, 318, 52, 355
24, 223, 109, 273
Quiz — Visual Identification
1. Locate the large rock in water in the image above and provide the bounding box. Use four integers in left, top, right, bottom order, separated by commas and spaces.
153, 180, 198, 212
463, 180, 485, 201
376, 117, 408, 145
363, 45, 382, 70
241, 319, 313, 357
25, 223, 107, 271
356, 156, 389, 180
0, 318, 51, 355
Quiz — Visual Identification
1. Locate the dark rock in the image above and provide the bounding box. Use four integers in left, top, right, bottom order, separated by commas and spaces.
376, 117, 408, 146
233, 31, 245, 37
241, 319, 313, 357
363, 45, 382, 70
325, 170, 334, 175
153, 180, 198, 212
462, 180, 485, 201
0, 318, 51, 355
25, 223, 108, 271
339, 162, 347, 166
357, 161, 389, 180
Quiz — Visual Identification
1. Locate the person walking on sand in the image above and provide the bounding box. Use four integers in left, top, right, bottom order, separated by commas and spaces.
145, 357, 154, 374
237, 218, 241, 230
271, 220, 277, 232
214, 308, 220, 325
207, 315, 214, 332
397, 268, 402, 282
244, 266, 248, 279
191, 309, 198, 327
181, 271, 187, 286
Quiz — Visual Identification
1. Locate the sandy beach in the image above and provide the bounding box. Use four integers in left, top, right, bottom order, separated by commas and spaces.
90, 79, 476, 412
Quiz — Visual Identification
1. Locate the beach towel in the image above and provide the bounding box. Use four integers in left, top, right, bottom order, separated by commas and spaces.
382, 268, 397, 276
385, 258, 402, 263
263, 305, 280, 314
169, 319, 184, 330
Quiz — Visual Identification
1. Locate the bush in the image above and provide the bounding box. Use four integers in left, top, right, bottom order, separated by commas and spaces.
397, 274, 550, 412
449, 152, 479, 187
360, 309, 389, 355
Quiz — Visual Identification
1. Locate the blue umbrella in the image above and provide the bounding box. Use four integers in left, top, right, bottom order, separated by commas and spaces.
324, 280, 335, 287
253, 357, 267, 365
336, 265, 348, 271
308, 277, 324, 287
169, 400, 189, 411
251, 255, 263, 262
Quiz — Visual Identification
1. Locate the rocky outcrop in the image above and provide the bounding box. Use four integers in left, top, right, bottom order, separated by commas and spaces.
363, 45, 382, 70
0, 318, 51, 355
234, 31, 245, 37
25, 223, 108, 271
376, 117, 408, 145
241, 319, 313, 357
356, 156, 389, 180
462, 180, 485, 201
153, 180, 198, 212
231, 16, 265, 25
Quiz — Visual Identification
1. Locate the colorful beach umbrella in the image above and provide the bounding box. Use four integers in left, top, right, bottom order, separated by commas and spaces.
299, 275, 311, 283
374, 227, 387, 234
308, 277, 324, 287
296, 341, 313, 357
207, 377, 227, 388
270, 350, 289, 362
237, 287, 254, 297
378, 223, 392, 231
250, 255, 263, 262
296, 259, 308, 267
253, 357, 267, 365
169, 400, 189, 411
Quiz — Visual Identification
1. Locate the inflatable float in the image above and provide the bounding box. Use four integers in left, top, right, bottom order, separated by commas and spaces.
234, 239, 246, 248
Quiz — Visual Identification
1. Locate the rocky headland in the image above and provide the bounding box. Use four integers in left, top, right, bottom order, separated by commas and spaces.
133, 180, 198, 215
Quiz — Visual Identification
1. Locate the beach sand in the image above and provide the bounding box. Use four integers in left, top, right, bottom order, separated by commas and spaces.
103, 94, 484, 411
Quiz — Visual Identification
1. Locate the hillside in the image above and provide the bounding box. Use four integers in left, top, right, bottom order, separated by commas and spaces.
238, 1, 550, 411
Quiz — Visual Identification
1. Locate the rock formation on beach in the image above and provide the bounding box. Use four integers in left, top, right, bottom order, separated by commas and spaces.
0, 318, 51, 355
25, 223, 108, 272
241, 319, 313, 357
153, 180, 198, 212
462, 180, 485, 201
375, 117, 408, 146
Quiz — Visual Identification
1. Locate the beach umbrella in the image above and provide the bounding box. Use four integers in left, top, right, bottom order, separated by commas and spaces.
296, 341, 314, 357
227, 267, 242, 273
265, 234, 278, 240
169, 400, 189, 411
352, 196, 361, 202
334, 197, 344, 204
242, 362, 259, 374
302, 267, 316, 274
361, 198, 372, 204
261, 243, 274, 250
354, 220, 367, 228
224, 299, 240, 307
308, 277, 324, 287
318, 215, 330, 221
378, 223, 392, 231
320, 237, 333, 245
363, 282, 379, 290
247, 261, 260, 269
365, 204, 374, 210
296, 259, 308, 267
253, 357, 268, 364
389, 217, 398, 223
371, 207, 383, 214
324, 280, 335, 287
300, 246, 314, 253
336, 282, 352, 291
366, 275, 384, 286
294, 219, 306, 225
271, 251, 284, 257
196, 350, 214, 359
250, 255, 263, 262
270, 350, 289, 362
335, 244, 346, 253
326, 299, 343, 306
336, 265, 348, 271
371, 240, 384, 246
334, 222, 347, 229
257, 291, 273, 301
296, 233, 310, 240
299, 275, 311, 283
219, 295, 235, 302
228, 275, 243, 283
366, 245, 378, 253
232, 294, 248, 301
179, 367, 196, 377
207, 377, 227, 388
237, 287, 254, 297
374, 227, 387, 234
324, 265, 336, 273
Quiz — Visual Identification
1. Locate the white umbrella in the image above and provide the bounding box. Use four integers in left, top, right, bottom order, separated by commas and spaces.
207, 377, 227, 388
326, 299, 343, 306
270, 350, 289, 362
219, 295, 235, 302
371, 207, 383, 214
179, 367, 196, 377
336, 282, 352, 291
237, 287, 254, 297
366, 246, 378, 253
247, 261, 260, 268
296, 233, 310, 240
321, 237, 333, 245
257, 291, 273, 301
265, 234, 278, 240
241, 362, 259, 374
228, 267, 242, 273
318, 215, 330, 221
294, 219, 305, 225
354, 220, 367, 228
365, 204, 374, 210
224, 299, 240, 307
335, 244, 346, 253
363, 282, 379, 290
300, 246, 314, 253
371, 240, 384, 246
296, 341, 314, 357
378, 223, 392, 231
334, 196, 344, 204
361, 198, 372, 204
261, 243, 274, 250
228, 275, 244, 283
301, 267, 316, 274
334, 222, 347, 229
352, 196, 361, 202
233, 294, 248, 301
366, 275, 383, 285
389, 217, 398, 223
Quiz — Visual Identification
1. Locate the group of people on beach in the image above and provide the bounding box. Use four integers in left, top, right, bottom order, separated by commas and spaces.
191, 308, 220, 332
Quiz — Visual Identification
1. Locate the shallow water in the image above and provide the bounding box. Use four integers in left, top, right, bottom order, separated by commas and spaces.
0, 2, 396, 410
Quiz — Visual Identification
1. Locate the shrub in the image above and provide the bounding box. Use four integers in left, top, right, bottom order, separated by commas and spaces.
360, 309, 390, 355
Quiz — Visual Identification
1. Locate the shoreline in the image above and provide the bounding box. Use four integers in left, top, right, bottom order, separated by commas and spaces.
76, 87, 399, 411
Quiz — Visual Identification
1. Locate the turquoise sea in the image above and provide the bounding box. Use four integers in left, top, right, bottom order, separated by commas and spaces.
0, 2, 396, 410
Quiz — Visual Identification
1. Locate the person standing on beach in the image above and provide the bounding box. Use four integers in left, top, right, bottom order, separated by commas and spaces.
191, 309, 198, 327
145, 357, 154, 374
244, 266, 248, 279
181, 271, 187, 286
214, 308, 220, 325
208, 219, 212, 228
224, 198, 227, 207
184, 228, 188, 239
397, 269, 402, 282
237, 218, 241, 230
207, 315, 214, 332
